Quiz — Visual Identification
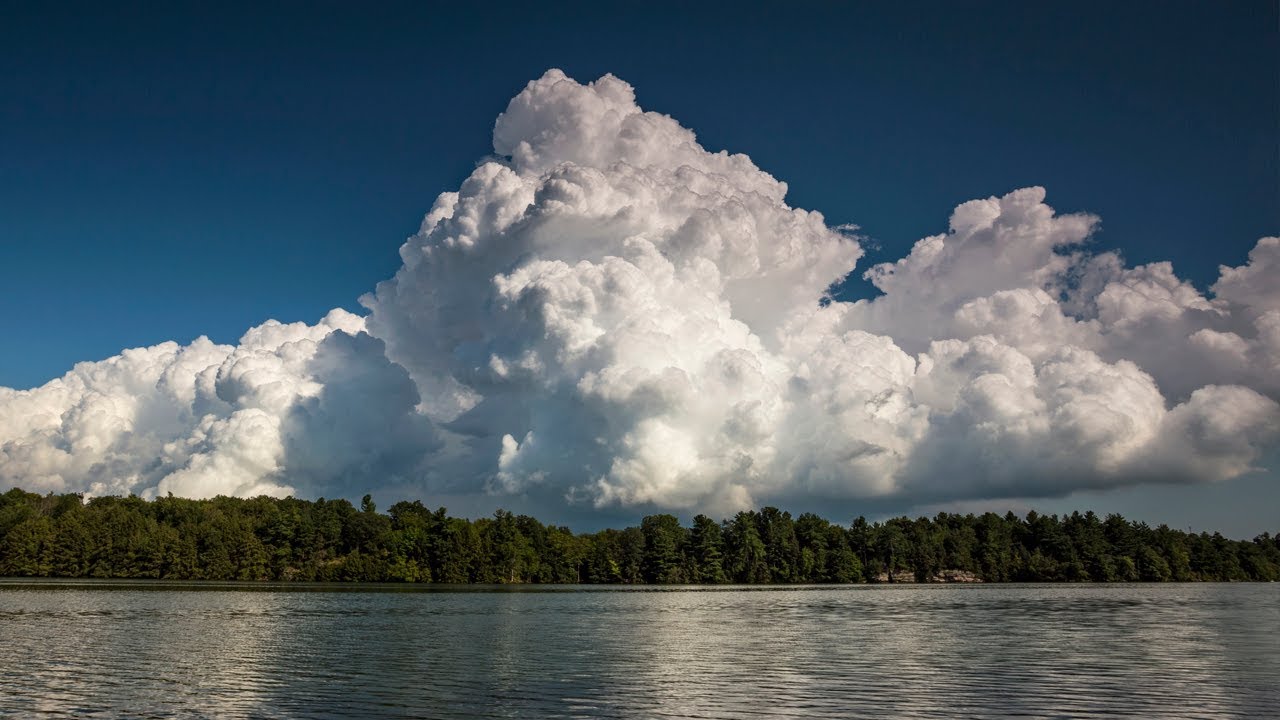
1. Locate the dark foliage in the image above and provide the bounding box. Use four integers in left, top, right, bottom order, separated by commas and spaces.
1, 488, 1276, 583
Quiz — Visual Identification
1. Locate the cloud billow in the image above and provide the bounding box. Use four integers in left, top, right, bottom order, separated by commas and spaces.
2, 70, 1276, 515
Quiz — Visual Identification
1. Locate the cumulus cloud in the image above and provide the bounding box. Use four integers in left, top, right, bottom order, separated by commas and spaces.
2, 69, 1276, 516
0, 309, 408, 499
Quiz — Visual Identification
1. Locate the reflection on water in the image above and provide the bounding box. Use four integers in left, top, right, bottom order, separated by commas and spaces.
1, 581, 1276, 718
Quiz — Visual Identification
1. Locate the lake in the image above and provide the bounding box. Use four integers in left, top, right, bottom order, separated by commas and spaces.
0, 581, 1276, 718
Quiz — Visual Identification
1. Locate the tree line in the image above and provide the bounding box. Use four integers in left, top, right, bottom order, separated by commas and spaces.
1, 488, 1277, 583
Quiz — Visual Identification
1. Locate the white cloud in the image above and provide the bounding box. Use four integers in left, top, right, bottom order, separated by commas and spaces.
1, 70, 1276, 515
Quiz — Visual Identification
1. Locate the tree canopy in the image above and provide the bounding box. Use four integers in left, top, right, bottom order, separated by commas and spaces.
1, 488, 1276, 583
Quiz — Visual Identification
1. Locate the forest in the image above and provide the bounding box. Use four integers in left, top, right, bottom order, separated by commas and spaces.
1, 487, 1277, 583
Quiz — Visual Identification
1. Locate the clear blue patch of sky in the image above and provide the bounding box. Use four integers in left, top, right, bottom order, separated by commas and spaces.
1, 0, 1276, 389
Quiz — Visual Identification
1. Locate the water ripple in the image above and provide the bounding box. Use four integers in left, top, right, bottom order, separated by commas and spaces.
0, 582, 1276, 718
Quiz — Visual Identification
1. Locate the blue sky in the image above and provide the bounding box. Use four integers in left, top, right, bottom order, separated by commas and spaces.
1, 2, 1277, 535
3, 1, 1275, 389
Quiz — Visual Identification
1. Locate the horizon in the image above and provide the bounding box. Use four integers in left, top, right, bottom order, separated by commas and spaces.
3, 483, 1271, 541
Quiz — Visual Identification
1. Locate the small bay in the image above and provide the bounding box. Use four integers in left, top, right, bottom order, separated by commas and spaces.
1, 580, 1276, 718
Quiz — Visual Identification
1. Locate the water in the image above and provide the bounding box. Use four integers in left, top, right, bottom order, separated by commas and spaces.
0, 581, 1276, 718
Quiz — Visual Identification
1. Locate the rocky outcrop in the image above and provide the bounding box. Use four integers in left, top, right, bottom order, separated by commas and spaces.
873, 569, 984, 583
933, 569, 983, 583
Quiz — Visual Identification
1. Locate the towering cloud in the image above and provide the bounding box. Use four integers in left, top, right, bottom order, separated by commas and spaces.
2, 70, 1276, 516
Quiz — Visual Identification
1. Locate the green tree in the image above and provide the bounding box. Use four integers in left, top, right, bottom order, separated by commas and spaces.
873, 522, 907, 581
641, 514, 686, 584
688, 514, 727, 584
756, 507, 800, 583
0, 516, 53, 576
724, 512, 769, 583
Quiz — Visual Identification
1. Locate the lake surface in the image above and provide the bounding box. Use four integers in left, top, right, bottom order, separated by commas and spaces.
0, 581, 1276, 718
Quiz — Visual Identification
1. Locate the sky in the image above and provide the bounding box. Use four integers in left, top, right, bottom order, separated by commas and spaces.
1, 1, 1277, 535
